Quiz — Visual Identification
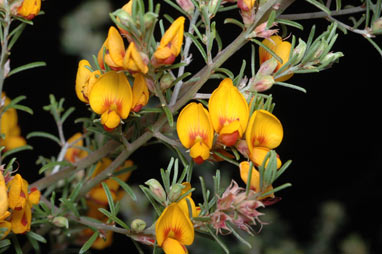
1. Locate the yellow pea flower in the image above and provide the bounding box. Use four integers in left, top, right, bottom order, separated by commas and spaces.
75, 60, 101, 103
98, 26, 126, 70
208, 78, 249, 146
17, 0, 41, 20
259, 35, 293, 82
64, 132, 88, 163
245, 109, 283, 167
88, 71, 133, 131
131, 73, 149, 112
239, 161, 274, 200
176, 182, 199, 218
156, 203, 194, 254
0, 173, 10, 221
176, 102, 214, 164
8, 175, 40, 234
153, 17, 185, 66
123, 42, 149, 74
0, 94, 27, 151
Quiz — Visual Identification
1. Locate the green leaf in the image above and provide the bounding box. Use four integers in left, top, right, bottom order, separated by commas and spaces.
185, 32, 208, 63
206, 226, 229, 254
0, 239, 11, 249
26, 231, 47, 244
274, 81, 307, 93
226, 222, 252, 249
2, 145, 33, 160
39, 161, 72, 174
276, 19, 303, 30
261, 183, 292, 198
224, 18, 244, 29
97, 209, 130, 230
27, 131, 61, 145
10, 104, 33, 115
8, 23, 26, 50
102, 182, 116, 215
8, 61, 46, 77
61, 107, 75, 124
267, 10, 276, 29
111, 177, 137, 201
163, 0, 190, 17
79, 231, 99, 254
305, 0, 331, 15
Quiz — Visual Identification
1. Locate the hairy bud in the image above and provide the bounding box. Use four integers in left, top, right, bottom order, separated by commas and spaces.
145, 179, 166, 204
131, 219, 146, 233
168, 183, 185, 202
252, 75, 275, 92
293, 39, 307, 63
372, 18, 382, 35
160, 73, 175, 91
177, 0, 194, 15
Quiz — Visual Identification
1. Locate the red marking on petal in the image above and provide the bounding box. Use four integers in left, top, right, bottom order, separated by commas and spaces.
132, 104, 143, 112
103, 125, 115, 132
20, 191, 26, 198
21, 212, 28, 226
30, 187, 38, 193
193, 156, 204, 165
218, 131, 239, 147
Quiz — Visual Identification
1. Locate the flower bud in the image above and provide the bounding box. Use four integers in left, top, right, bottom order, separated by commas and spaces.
144, 12, 157, 29
252, 75, 274, 92
257, 58, 278, 76
131, 219, 146, 233
177, 0, 194, 15
372, 18, 382, 35
293, 39, 306, 63
160, 73, 175, 91
52, 216, 69, 228
145, 179, 166, 204
168, 183, 185, 202
320, 52, 343, 66
313, 40, 327, 59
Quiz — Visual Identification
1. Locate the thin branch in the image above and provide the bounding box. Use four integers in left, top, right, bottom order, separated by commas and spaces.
278, 5, 365, 20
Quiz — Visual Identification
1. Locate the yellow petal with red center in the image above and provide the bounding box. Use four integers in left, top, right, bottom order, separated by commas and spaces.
8, 174, 28, 210
259, 35, 283, 64
28, 187, 41, 205
131, 73, 149, 112
239, 161, 274, 199
176, 102, 213, 149
189, 141, 210, 164
153, 47, 174, 62
89, 71, 133, 121
65, 132, 88, 163
124, 42, 148, 74
162, 238, 188, 254
0, 221, 11, 239
177, 197, 197, 218
17, 0, 41, 20
11, 203, 32, 234
0, 173, 8, 217
107, 26, 125, 67
245, 109, 283, 155
156, 203, 194, 247
208, 78, 249, 140
250, 147, 282, 169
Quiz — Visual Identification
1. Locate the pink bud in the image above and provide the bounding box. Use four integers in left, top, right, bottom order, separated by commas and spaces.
176, 0, 194, 14
252, 75, 275, 92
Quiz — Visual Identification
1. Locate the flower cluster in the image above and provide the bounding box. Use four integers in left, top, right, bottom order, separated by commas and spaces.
0, 93, 27, 152
0, 0, 41, 20
0, 169, 40, 239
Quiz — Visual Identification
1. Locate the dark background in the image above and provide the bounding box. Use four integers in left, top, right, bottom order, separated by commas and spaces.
4, 0, 382, 253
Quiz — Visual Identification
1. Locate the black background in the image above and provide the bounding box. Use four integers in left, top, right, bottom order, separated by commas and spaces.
3, 0, 382, 253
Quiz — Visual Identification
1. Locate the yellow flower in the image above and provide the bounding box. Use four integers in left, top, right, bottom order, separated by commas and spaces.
0, 173, 10, 222
208, 78, 249, 146
259, 35, 293, 82
17, 0, 41, 20
176, 102, 214, 164
239, 161, 274, 200
98, 26, 126, 70
123, 42, 148, 74
238, 0, 255, 12
88, 71, 133, 131
64, 132, 88, 163
131, 73, 149, 112
153, 17, 185, 66
0, 94, 27, 151
75, 60, 101, 103
8, 174, 40, 234
176, 182, 199, 218
156, 203, 194, 254
245, 109, 283, 167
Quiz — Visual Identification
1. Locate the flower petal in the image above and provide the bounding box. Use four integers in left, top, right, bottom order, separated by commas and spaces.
162, 238, 188, 254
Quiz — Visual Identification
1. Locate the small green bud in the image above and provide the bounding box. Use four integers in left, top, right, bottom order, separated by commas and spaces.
251, 75, 275, 92
144, 12, 157, 29
52, 216, 69, 228
145, 179, 166, 204
371, 18, 382, 35
293, 39, 307, 63
313, 40, 327, 59
131, 219, 146, 233
160, 73, 175, 91
168, 183, 185, 202
321, 52, 343, 66
257, 58, 278, 76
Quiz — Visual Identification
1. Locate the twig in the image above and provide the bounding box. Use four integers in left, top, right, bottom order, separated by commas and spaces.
278, 5, 365, 20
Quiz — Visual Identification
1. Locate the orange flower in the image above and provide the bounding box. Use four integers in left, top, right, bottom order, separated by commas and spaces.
259, 35, 293, 82
208, 78, 249, 146
64, 132, 88, 163
17, 0, 41, 20
88, 71, 133, 130
176, 102, 214, 164
153, 17, 185, 66
123, 42, 148, 74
